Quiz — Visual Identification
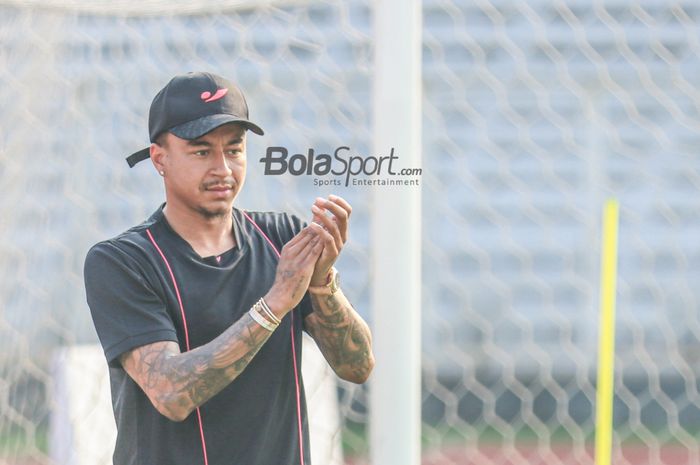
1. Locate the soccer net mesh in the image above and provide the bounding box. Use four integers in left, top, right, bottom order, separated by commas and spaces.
1, 1, 700, 465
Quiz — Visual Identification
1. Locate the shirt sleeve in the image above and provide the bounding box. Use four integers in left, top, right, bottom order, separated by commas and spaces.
84, 241, 178, 367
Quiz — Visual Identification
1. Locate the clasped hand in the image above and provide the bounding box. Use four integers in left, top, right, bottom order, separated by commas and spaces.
309, 195, 351, 286
264, 195, 351, 315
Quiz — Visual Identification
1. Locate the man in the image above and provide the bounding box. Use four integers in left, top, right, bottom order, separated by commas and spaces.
84, 71, 374, 465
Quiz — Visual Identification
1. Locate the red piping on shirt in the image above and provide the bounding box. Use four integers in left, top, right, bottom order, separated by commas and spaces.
241, 210, 306, 465
146, 228, 209, 465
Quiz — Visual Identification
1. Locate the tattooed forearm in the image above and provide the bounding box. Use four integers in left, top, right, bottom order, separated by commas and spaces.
120, 313, 272, 422
305, 291, 375, 383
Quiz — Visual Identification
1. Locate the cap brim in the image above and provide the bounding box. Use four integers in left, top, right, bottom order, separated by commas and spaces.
126, 147, 151, 168
125, 115, 264, 167
170, 114, 264, 140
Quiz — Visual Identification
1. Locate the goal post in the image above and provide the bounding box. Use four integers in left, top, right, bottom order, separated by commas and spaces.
370, 1, 422, 465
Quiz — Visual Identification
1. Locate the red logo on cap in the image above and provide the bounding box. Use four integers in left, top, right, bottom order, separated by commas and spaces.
201, 88, 228, 103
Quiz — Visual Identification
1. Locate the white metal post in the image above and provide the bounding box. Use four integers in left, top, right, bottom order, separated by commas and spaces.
370, 0, 422, 464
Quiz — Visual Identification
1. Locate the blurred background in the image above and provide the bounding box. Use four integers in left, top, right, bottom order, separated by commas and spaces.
1, 0, 699, 464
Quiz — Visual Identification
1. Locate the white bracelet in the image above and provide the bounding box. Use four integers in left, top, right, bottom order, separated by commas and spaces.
258, 298, 281, 325
249, 306, 277, 332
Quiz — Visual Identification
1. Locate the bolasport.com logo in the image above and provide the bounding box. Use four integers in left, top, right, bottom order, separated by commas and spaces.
258, 146, 422, 187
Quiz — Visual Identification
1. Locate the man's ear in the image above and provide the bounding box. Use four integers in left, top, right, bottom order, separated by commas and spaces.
150, 141, 166, 174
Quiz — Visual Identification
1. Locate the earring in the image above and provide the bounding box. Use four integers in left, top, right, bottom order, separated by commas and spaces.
159, 170, 165, 176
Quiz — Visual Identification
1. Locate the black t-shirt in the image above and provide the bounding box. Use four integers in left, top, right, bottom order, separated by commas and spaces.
84, 205, 313, 465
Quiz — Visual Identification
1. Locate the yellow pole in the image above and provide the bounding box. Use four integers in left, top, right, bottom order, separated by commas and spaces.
595, 199, 620, 465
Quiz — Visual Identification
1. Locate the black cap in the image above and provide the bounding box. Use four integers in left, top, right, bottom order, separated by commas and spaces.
126, 72, 264, 167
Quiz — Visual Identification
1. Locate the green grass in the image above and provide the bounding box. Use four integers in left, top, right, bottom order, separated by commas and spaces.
3, 421, 697, 460
0, 425, 48, 458
342, 422, 700, 459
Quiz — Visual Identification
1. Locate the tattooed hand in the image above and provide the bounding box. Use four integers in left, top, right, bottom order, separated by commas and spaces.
309, 195, 351, 286
264, 223, 324, 317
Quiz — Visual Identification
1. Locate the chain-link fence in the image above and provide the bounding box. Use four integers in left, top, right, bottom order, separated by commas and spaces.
1, 1, 699, 464
421, 1, 700, 463
0, 2, 373, 463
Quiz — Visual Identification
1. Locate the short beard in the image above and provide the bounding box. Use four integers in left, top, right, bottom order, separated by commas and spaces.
195, 205, 231, 221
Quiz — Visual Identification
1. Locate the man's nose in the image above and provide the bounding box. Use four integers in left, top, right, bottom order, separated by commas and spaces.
210, 148, 233, 175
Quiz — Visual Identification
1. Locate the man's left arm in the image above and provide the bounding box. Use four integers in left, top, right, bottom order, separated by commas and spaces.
303, 195, 375, 384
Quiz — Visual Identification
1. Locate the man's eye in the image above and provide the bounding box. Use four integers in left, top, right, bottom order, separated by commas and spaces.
226, 149, 242, 156
194, 150, 208, 156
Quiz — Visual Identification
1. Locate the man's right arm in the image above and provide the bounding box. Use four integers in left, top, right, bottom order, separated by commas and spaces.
120, 315, 271, 421
119, 223, 325, 422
